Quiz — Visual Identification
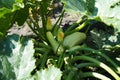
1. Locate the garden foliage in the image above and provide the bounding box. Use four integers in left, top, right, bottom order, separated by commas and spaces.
0, 0, 120, 80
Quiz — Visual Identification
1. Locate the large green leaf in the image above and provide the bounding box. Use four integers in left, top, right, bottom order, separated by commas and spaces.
14, 4, 29, 26
61, 0, 120, 32
0, 0, 15, 9
0, 8, 14, 40
0, 0, 24, 9
0, 34, 35, 80
61, 0, 96, 16
34, 65, 62, 80
95, 0, 120, 32
0, 0, 24, 40
86, 28, 120, 66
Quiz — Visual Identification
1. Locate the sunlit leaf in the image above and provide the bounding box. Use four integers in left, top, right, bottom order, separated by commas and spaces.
0, 0, 24, 39
62, 0, 120, 32
34, 65, 62, 80
0, 34, 35, 80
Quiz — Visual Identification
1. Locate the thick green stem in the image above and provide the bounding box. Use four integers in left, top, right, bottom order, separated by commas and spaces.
35, 48, 50, 53
52, 10, 65, 30
65, 20, 90, 35
57, 50, 65, 68
69, 46, 120, 73
75, 20, 90, 31
65, 15, 87, 34
81, 47, 120, 73
64, 23, 79, 36
40, 52, 48, 69
71, 56, 120, 80
66, 71, 75, 80
76, 62, 98, 68
39, 2, 48, 38
81, 72, 111, 80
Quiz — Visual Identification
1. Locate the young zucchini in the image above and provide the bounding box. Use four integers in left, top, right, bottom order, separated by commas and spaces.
46, 31, 63, 55
63, 32, 86, 49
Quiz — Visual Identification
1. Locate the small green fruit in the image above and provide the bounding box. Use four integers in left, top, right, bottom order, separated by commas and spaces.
63, 32, 86, 49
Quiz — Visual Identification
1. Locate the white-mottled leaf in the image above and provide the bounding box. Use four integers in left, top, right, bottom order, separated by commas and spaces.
0, 34, 35, 80
62, 0, 120, 32
34, 65, 62, 80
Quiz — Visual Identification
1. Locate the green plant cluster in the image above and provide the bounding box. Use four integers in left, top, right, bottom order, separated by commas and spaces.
0, 0, 120, 80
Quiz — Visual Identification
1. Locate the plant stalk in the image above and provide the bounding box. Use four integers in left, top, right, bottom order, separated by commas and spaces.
71, 56, 120, 80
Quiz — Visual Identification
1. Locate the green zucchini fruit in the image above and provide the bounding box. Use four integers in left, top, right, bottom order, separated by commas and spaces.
46, 31, 63, 55
63, 32, 86, 49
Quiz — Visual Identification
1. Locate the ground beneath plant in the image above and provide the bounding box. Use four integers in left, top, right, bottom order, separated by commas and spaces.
8, 2, 81, 36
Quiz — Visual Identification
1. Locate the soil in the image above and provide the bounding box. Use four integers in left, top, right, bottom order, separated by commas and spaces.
8, 2, 81, 36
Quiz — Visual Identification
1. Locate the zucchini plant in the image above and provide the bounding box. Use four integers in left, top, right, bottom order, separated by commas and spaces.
61, 0, 120, 79
0, 0, 120, 80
